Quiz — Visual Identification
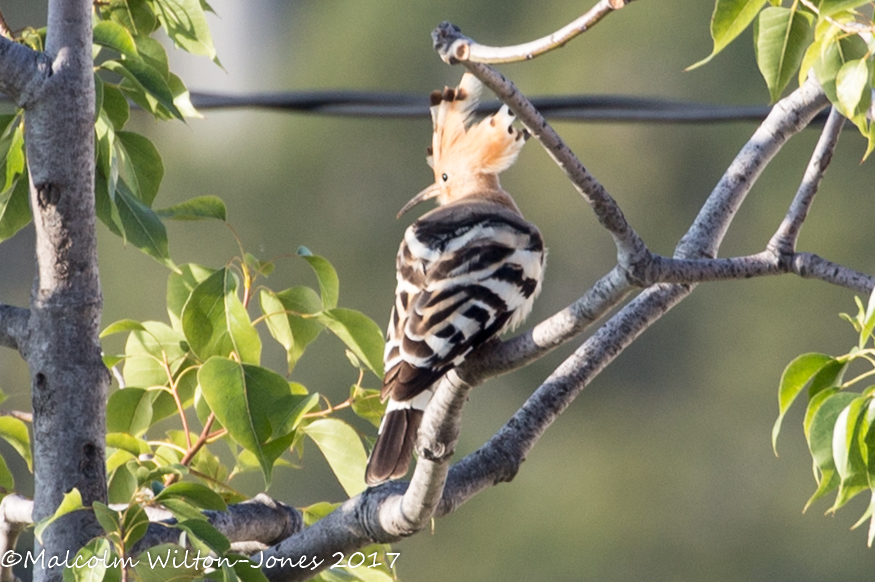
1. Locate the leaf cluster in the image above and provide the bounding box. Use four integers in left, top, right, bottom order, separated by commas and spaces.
91, 246, 391, 582
0, 0, 225, 263
0, 4, 398, 579
693, 0, 875, 157
774, 289, 875, 546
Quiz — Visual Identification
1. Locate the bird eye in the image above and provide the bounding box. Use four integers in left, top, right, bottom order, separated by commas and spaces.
442, 173, 448, 182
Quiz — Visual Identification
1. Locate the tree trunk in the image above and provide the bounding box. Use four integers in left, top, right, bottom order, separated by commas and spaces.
17, 0, 107, 579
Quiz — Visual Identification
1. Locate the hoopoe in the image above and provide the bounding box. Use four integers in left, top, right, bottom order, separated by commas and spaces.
365, 73, 546, 486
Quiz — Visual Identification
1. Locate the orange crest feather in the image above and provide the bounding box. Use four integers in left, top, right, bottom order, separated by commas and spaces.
427, 73, 527, 179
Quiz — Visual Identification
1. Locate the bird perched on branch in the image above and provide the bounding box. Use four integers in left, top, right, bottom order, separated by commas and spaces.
365, 73, 546, 486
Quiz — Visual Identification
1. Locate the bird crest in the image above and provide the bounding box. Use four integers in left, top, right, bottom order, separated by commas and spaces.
427, 73, 527, 181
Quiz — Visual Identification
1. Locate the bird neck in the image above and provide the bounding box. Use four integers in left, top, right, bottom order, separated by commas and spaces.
437, 175, 522, 215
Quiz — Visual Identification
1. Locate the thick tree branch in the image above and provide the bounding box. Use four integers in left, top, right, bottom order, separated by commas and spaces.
0, 304, 28, 351
430, 1, 638, 64
131, 494, 303, 555
0, 37, 51, 107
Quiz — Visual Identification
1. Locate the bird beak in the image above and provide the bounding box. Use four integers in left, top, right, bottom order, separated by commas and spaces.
397, 183, 440, 219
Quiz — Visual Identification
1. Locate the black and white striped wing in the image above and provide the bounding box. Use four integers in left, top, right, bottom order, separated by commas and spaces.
365, 200, 544, 484
385, 200, 544, 401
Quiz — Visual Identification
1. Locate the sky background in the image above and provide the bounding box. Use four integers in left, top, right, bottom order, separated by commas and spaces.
2, 1, 875, 580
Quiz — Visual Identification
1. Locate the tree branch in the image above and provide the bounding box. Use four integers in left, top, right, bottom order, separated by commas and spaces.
131, 494, 303, 555
676, 77, 830, 260
430, 1, 638, 65
0, 304, 28, 352
253, 66, 836, 582
0, 37, 51, 107
769, 106, 844, 255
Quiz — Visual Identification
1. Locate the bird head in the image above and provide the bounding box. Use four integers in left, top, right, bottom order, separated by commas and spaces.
398, 73, 528, 218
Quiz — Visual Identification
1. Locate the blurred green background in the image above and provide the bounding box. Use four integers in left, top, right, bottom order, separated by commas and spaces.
3, 1, 875, 580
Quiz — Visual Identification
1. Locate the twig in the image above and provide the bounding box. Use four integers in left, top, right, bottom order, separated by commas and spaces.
0, 411, 32, 423
431, 1, 638, 64
165, 412, 217, 486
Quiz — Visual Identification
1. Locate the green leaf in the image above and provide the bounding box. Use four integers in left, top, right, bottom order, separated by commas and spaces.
133, 35, 170, 80
177, 518, 230, 554
155, 481, 227, 511
115, 183, 173, 267
94, 74, 104, 122
102, 58, 182, 120
63, 538, 116, 582
126, 0, 160, 36
220, 556, 270, 582
833, 396, 869, 482
167, 263, 214, 332
102, 84, 131, 130
106, 432, 151, 457
808, 391, 858, 471
135, 544, 201, 582
0, 417, 32, 471
93, 20, 139, 58
181, 268, 262, 364
813, 32, 869, 104
259, 287, 324, 373
689, 0, 766, 69
0, 114, 23, 202
819, 0, 872, 16
298, 249, 340, 309
315, 309, 385, 378
156, 195, 227, 221
151, 0, 220, 64
773, 352, 834, 453
117, 131, 164, 206
101, 319, 147, 338
835, 58, 871, 120
303, 418, 368, 497
107, 388, 156, 437
0, 454, 15, 491
754, 6, 815, 101
350, 386, 385, 428
34, 488, 84, 542
168, 72, 201, 118
122, 502, 150, 547
0, 176, 31, 243
198, 357, 294, 484
108, 463, 137, 504
122, 321, 188, 388
92, 501, 122, 536
272, 392, 320, 437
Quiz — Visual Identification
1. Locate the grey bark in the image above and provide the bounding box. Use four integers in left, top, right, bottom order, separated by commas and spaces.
0, 1, 107, 581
